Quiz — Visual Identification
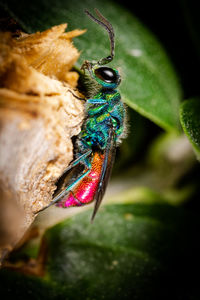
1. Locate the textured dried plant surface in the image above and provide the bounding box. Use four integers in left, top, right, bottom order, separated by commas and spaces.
0, 24, 85, 262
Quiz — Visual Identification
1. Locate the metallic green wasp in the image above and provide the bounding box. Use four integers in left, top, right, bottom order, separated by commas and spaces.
40, 9, 127, 221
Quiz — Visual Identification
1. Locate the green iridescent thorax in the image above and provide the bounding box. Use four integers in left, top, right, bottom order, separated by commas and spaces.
79, 86, 126, 151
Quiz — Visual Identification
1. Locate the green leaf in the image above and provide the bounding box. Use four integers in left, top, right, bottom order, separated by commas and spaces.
1, 203, 200, 299
0, 0, 182, 131
180, 98, 200, 158
113, 108, 151, 172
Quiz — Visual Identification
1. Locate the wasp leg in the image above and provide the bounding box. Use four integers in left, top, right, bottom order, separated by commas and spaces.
53, 166, 92, 208
61, 149, 92, 177
68, 89, 86, 101
34, 151, 92, 214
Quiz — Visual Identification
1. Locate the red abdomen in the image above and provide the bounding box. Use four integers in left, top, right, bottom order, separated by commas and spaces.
56, 152, 104, 208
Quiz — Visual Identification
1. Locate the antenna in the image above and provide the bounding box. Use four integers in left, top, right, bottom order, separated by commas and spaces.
85, 8, 115, 65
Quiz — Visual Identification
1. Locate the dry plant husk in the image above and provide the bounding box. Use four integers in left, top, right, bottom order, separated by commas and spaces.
0, 23, 85, 263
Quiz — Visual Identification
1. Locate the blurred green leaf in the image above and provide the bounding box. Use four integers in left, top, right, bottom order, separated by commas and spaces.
113, 108, 151, 172
1, 203, 200, 299
180, 98, 200, 159
0, 0, 182, 131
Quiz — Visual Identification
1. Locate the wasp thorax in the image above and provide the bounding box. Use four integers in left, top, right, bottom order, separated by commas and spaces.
94, 67, 119, 84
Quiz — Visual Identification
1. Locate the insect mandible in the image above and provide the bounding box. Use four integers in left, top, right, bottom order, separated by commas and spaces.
38, 8, 127, 221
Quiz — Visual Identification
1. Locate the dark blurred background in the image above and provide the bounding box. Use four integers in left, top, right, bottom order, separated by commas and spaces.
116, 0, 199, 99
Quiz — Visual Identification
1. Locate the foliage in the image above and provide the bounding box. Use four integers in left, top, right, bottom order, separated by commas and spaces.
1, 204, 200, 299
180, 98, 200, 159
0, 0, 200, 299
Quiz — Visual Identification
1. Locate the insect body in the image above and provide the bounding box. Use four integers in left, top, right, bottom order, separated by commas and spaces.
40, 9, 126, 220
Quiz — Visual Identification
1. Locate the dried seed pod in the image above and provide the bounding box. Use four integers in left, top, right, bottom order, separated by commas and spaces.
0, 24, 85, 263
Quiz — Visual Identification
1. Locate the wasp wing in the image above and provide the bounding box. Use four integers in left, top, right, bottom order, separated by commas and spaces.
91, 127, 116, 221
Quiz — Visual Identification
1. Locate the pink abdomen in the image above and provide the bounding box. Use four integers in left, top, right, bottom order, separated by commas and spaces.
57, 152, 104, 208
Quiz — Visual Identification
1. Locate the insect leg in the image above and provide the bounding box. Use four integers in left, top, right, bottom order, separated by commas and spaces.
61, 149, 92, 176
48, 164, 91, 208
68, 89, 86, 101
34, 150, 92, 214
35, 165, 91, 213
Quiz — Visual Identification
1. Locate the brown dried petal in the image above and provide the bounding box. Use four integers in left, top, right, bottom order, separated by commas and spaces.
0, 24, 85, 262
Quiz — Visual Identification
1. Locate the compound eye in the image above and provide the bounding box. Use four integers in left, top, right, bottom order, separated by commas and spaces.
94, 67, 118, 83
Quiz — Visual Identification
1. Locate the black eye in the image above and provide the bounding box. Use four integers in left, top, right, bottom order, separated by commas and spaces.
95, 67, 118, 83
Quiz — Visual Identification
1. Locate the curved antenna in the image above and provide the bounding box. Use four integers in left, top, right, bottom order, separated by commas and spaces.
85, 8, 115, 65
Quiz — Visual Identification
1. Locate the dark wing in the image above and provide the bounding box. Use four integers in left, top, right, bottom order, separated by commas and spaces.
91, 127, 116, 221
